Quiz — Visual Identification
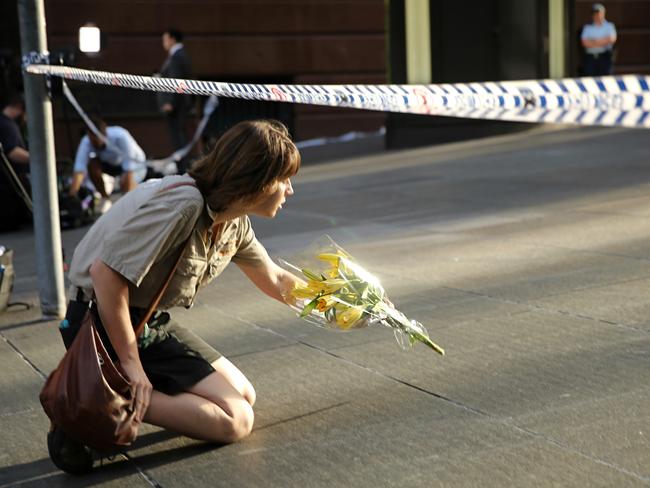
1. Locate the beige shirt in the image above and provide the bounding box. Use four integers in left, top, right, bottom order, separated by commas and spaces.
68, 174, 266, 309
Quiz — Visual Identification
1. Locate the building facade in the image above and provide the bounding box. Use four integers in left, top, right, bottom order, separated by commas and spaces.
1, 0, 649, 159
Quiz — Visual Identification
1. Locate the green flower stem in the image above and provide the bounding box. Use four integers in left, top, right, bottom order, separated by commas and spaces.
411, 330, 445, 355
383, 308, 445, 356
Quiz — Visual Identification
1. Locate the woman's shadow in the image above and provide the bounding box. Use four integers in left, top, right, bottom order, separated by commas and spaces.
0, 430, 221, 488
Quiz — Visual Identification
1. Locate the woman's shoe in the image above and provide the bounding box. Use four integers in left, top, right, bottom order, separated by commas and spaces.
47, 425, 94, 475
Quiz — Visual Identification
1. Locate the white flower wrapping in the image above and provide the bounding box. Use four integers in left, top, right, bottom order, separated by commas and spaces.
279, 236, 444, 355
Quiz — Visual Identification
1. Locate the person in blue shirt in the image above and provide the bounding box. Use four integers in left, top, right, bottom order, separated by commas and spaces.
581, 3, 617, 76
69, 116, 148, 213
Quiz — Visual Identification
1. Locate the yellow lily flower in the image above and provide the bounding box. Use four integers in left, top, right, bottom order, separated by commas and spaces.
335, 306, 363, 330
327, 269, 339, 278
308, 278, 346, 295
317, 253, 342, 267
291, 285, 317, 300
317, 295, 336, 312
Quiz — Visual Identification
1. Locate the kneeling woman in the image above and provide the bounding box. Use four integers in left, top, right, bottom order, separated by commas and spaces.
51, 120, 302, 473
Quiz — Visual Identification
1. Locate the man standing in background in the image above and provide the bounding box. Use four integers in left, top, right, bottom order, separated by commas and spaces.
158, 29, 192, 173
581, 3, 617, 76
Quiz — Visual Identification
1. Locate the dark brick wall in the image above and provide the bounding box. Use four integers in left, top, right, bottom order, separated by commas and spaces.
43, 0, 387, 159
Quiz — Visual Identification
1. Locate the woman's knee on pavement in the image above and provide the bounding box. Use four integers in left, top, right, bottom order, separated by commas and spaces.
206, 399, 254, 444
210, 357, 257, 407
243, 383, 256, 407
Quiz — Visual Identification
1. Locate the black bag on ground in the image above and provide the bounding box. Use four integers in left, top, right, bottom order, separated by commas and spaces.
59, 187, 96, 229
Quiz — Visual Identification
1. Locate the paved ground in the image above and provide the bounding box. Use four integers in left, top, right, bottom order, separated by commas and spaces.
0, 124, 649, 487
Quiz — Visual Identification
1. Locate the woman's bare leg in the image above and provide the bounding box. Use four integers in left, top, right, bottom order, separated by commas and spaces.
143, 357, 255, 443
207, 357, 256, 406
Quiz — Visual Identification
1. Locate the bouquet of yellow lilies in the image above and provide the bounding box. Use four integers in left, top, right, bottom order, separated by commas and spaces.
280, 236, 444, 355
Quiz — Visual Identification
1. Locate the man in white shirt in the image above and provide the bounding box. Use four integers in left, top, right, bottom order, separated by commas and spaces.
69, 116, 147, 213
581, 3, 617, 76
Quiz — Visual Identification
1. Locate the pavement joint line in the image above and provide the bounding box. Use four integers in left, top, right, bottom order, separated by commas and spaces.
254, 401, 351, 432
227, 342, 296, 359
501, 422, 650, 483
405, 383, 650, 482
512, 274, 650, 302
362, 269, 650, 336
232, 313, 650, 482
120, 452, 163, 488
223, 312, 498, 421
327, 336, 395, 351
0, 317, 53, 333
514, 238, 650, 264
0, 471, 60, 488
429, 285, 650, 335
368, 241, 650, 324
0, 331, 47, 381
466, 289, 649, 335
310, 347, 650, 483
0, 407, 36, 418
372, 260, 650, 318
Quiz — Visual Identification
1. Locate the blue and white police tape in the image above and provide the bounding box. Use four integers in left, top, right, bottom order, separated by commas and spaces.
24, 63, 650, 128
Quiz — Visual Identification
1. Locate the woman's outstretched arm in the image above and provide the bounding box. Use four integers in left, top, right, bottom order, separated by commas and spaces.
236, 249, 303, 304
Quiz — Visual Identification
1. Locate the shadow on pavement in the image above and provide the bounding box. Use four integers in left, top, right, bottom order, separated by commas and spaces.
0, 457, 134, 488
0, 430, 219, 487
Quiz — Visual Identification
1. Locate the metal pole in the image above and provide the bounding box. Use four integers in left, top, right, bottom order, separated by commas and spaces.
404, 0, 431, 84
17, 0, 66, 318
549, 0, 567, 79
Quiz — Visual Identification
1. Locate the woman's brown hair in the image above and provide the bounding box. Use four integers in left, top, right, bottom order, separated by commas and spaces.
188, 119, 300, 212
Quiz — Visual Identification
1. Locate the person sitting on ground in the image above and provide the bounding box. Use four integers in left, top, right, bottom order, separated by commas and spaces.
0, 93, 32, 230
69, 116, 148, 214
48, 119, 302, 474
0, 94, 30, 168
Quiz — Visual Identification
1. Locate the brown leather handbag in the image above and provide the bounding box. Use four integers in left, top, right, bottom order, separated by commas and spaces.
40, 182, 195, 452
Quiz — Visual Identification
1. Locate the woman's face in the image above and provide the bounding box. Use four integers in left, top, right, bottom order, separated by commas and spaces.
249, 178, 294, 218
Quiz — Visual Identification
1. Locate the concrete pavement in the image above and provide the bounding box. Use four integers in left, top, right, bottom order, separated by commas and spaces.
0, 124, 649, 487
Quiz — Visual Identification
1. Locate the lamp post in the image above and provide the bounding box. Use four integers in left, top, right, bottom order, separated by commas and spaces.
17, 0, 66, 318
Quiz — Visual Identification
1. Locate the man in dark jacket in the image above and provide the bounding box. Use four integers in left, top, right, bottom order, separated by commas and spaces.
0, 94, 29, 168
0, 94, 31, 230
158, 29, 192, 172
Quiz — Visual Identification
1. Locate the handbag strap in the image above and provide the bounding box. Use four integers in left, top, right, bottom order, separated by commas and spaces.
133, 180, 198, 337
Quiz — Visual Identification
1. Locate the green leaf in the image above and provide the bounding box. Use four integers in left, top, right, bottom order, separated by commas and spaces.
302, 268, 322, 281
300, 298, 319, 318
